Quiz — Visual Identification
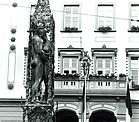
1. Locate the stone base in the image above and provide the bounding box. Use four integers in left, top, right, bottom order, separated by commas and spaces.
22, 103, 53, 122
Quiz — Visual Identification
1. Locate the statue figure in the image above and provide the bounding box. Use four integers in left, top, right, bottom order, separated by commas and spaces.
80, 51, 91, 78
30, 28, 54, 103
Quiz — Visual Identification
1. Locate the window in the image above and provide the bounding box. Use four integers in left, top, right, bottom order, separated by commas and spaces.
63, 57, 78, 74
96, 57, 112, 75
92, 47, 117, 75
63, 5, 80, 31
131, 57, 139, 85
58, 47, 83, 74
97, 4, 114, 29
130, 4, 139, 27
126, 48, 139, 88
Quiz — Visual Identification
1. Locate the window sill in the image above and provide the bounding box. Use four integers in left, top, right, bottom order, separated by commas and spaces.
60, 30, 82, 33
94, 30, 116, 33
131, 84, 139, 90
130, 88, 139, 90
128, 30, 139, 32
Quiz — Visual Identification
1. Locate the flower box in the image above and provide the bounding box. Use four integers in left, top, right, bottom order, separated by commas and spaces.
118, 73, 126, 81
64, 27, 78, 32
98, 26, 112, 33
130, 26, 139, 32
132, 81, 139, 89
89, 74, 117, 81
55, 73, 80, 80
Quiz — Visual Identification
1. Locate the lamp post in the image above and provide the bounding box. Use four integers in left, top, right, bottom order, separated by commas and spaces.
80, 51, 91, 122
83, 73, 87, 122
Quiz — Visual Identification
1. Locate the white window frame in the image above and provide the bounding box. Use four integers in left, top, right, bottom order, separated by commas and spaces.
63, 4, 80, 30
58, 48, 83, 74
95, 57, 113, 75
96, 4, 115, 30
130, 56, 139, 86
130, 4, 139, 28
62, 56, 79, 74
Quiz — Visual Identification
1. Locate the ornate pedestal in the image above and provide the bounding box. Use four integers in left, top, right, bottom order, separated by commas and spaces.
22, 103, 53, 122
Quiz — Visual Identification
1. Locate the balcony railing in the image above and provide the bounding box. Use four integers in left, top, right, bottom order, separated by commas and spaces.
54, 74, 127, 96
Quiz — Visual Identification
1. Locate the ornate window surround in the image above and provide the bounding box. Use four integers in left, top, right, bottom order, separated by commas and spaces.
126, 48, 139, 57
58, 45, 83, 74
126, 48, 139, 89
91, 46, 117, 75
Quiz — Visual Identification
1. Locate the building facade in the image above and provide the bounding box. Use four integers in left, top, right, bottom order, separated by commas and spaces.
0, 0, 139, 122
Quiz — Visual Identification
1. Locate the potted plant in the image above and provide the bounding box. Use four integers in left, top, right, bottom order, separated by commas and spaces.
98, 26, 112, 33
118, 73, 126, 80
132, 81, 139, 89
65, 27, 78, 32
130, 26, 139, 32
89, 73, 116, 81
55, 73, 80, 80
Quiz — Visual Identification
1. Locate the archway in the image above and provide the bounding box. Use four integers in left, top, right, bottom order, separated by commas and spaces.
89, 110, 117, 122
55, 109, 78, 122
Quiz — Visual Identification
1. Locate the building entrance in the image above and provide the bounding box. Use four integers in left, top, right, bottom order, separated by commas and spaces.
89, 110, 117, 122
56, 109, 78, 122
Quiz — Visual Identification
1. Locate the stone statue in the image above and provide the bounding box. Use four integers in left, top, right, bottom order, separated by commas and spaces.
80, 51, 91, 78
30, 28, 54, 103
31, 33, 43, 102
27, 0, 55, 104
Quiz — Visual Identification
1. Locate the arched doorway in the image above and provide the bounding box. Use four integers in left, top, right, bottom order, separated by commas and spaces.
55, 109, 78, 122
89, 110, 117, 122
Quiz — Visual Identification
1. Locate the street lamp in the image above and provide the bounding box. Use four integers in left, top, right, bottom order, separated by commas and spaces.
80, 51, 91, 122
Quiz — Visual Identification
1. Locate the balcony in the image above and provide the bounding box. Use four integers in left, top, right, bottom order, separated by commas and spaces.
54, 74, 127, 97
